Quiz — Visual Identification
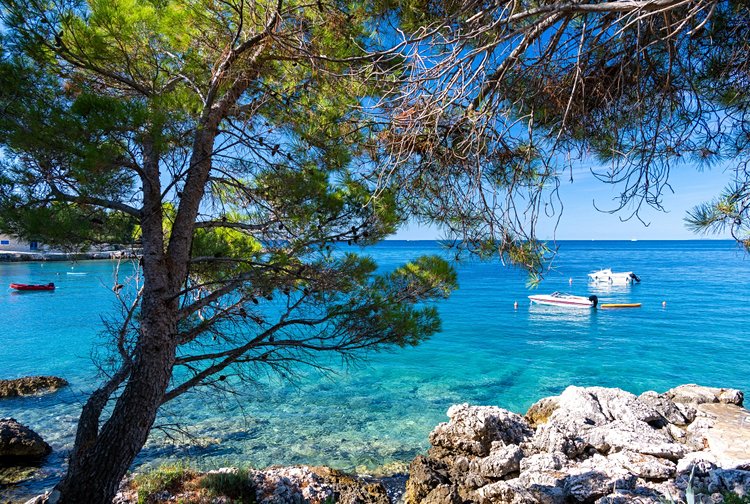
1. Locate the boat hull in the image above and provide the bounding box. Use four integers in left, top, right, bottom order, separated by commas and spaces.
588, 269, 640, 284
528, 293, 597, 308
10, 283, 55, 291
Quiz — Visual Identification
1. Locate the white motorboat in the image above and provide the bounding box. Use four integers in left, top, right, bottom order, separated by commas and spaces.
587, 268, 640, 285
528, 292, 598, 308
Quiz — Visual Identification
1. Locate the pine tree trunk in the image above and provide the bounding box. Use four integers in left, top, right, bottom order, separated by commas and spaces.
53, 145, 180, 502
50, 109, 221, 504
53, 296, 178, 504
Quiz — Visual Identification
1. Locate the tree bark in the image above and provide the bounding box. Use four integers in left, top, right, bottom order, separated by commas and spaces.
52, 138, 181, 504
53, 305, 178, 504
49, 51, 257, 503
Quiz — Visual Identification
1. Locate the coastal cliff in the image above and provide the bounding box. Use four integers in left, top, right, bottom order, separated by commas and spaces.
405, 384, 750, 503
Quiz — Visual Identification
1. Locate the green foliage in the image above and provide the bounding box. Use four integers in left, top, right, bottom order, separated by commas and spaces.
685, 182, 750, 251
0, 200, 137, 250
723, 492, 750, 504
134, 463, 197, 504
192, 227, 262, 261
199, 469, 256, 503
391, 255, 457, 300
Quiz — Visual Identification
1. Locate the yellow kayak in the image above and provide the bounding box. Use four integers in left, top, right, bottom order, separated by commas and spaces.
599, 303, 642, 309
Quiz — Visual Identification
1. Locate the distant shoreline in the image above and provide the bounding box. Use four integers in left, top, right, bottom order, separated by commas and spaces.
0, 250, 140, 262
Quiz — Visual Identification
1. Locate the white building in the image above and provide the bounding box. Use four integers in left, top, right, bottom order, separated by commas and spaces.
0, 234, 42, 252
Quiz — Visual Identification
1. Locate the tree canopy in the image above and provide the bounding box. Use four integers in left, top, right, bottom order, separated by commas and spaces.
375, 0, 750, 256
0, 0, 458, 501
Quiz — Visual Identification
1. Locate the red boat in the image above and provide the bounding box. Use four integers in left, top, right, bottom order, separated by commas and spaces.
10, 283, 55, 291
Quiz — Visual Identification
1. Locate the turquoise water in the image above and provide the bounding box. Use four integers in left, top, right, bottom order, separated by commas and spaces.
1, 240, 749, 499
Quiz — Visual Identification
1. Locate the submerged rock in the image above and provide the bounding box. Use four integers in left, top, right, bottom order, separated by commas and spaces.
0, 465, 39, 486
0, 418, 51, 460
0, 376, 68, 398
406, 384, 750, 503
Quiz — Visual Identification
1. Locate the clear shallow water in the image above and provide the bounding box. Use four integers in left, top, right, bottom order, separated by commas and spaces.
1, 240, 749, 499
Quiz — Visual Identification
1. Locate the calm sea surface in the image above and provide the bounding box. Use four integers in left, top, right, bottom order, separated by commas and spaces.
1, 240, 749, 499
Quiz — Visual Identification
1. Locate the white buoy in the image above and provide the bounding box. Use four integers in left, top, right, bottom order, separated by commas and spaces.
513, 301, 518, 310
662, 301, 667, 308
568, 277, 573, 285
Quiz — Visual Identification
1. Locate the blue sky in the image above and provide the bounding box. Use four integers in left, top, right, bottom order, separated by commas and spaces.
392, 162, 736, 240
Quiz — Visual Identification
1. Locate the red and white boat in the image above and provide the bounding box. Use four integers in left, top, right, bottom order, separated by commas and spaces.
528, 292, 597, 308
10, 282, 55, 291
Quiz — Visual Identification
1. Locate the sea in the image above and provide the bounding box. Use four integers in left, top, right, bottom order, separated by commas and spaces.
1, 240, 749, 500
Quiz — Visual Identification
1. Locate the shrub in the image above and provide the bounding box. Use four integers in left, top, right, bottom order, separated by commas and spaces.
723, 493, 750, 504
199, 468, 256, 503
133, 462, 197, 504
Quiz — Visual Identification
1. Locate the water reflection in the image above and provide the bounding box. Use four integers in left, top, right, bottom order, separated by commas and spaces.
527, 302, 597, 323
586, 282, 636, 296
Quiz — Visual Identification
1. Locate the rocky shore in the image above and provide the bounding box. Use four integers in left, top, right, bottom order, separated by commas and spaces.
406, 384, 750, 503
13, 384, 750, 504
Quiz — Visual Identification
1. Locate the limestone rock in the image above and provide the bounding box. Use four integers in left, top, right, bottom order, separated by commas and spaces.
595, 490, 663, 504
695, 403, 750, 469
476, 479, 562, 504
249, 467, 318, 504
525, 397, 559, 428
707, 469, 750, 496
0, 418, 51, 460
676, 452, 719, 475
404, 455, 452, 504
472, 445, 524, 478
527, 386, 687, 461
406, 384, 750, 504
112, 465, 389, 504
665, 384, 744, 407
517, 458, 568, 490
563, 470, 635, 502
421, 484, 463, 504
582, 419, 687, 460
567, 453, 639, 495
519, 452, 567, 474
428, 404, 532, 460
0, 376, 68, 398
250, 465, 390, 504
554, 386, 662, 425
530, 421, 589, 458
607, 450, 676, 480
638, 390, 696, 426
308, 466, 390, 504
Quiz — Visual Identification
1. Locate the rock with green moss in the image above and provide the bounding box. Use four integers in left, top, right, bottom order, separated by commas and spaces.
0, 465, 38, 486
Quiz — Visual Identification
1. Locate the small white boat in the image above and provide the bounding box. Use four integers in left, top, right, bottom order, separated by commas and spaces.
587, 268, 640, 285
528, 292, 598, 308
